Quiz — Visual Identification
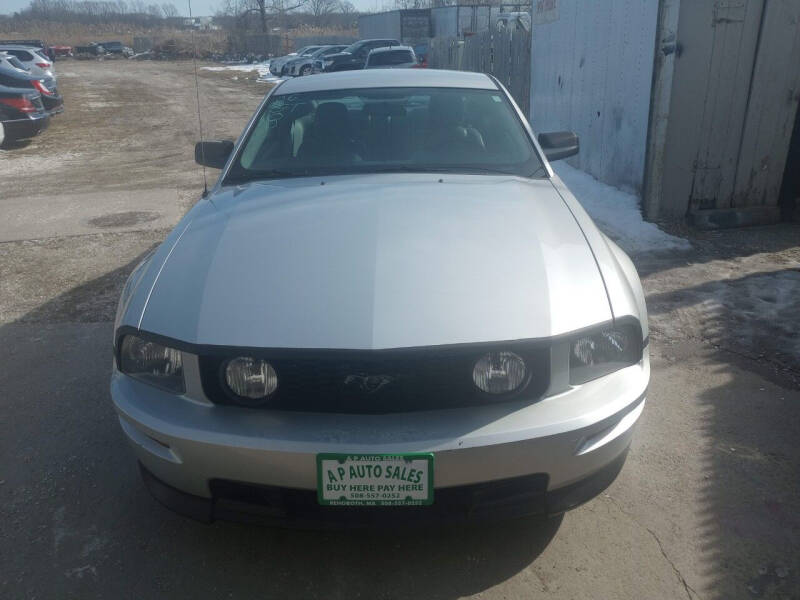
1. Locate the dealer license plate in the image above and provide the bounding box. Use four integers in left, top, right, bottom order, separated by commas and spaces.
316, 453, 434, 506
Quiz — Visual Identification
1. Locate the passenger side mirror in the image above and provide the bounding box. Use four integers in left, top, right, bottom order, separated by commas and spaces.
537, 131, 579, 162
195, 140, 234, 169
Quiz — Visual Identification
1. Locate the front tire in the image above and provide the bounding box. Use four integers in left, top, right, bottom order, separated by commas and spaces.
300, 64, 311, 76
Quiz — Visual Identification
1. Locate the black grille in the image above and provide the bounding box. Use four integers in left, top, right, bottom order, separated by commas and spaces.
209, 473, 550, 527
199, 344, 550, 414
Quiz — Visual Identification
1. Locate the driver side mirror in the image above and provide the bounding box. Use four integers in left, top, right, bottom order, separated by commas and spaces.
195, 140, 234, 169
537, 131, 579, 162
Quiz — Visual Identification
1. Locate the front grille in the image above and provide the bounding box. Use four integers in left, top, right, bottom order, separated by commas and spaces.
199, 344, 550, 414
209, 473, 550, 526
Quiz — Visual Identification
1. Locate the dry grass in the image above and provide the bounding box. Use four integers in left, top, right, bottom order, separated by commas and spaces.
0, 21, 227, 50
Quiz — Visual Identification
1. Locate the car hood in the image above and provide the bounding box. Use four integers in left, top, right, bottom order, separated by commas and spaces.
134, 174, 612, 349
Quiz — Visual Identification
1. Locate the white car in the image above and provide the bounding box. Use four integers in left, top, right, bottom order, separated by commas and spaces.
0, 51, 29, 74
112, 69, 649, 526
0, 45, 54, 81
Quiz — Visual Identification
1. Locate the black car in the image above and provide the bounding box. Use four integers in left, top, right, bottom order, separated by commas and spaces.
321, 39, 401, 72
0, 65, 63, 115
0, 84, 49, 144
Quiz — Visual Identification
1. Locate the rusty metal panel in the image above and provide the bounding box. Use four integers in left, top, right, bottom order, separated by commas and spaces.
732, 0, 800, 209
529, 0, 658, 195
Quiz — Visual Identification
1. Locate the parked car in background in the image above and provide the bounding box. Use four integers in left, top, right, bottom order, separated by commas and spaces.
269, 46, 315, 76
364, 46, 419, 69
0, 45, 55, 81
0, 84, 49, 145
75, 42, 104, 56
321, 39, 401, 72
0, 39, 54, 61
279, 46, 323, 76
286, 45, 347, 76
50, 45, 72, 57
113, 69, 649, 526
0, 65, 62, 115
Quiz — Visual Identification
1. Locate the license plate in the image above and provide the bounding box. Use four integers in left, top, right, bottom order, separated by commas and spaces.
316, 453, 434, 506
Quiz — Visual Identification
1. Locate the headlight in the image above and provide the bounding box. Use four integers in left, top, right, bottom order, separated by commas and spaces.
569, 324, 642, 384
224, 357, 278, 402
118, 334, 184, 393
473, 351, 527, 394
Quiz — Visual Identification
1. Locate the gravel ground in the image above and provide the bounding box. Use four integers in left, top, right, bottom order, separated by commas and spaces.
1, 60, 798, 600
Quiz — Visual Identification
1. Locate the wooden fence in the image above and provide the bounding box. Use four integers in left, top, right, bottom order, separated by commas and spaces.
429, 30, 531, 118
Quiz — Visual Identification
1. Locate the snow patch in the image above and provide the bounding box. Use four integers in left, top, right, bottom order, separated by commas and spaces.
554, 162, 690, 254
202, 61, 275, 81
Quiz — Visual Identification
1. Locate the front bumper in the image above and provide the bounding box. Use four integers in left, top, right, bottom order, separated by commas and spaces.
112, 346, 648, 524
139, 446, 630, 527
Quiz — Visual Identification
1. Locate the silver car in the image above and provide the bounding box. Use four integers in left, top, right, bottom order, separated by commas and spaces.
364, 45, 418, 69
0, 45, 55, 81
111, 69, 649, 526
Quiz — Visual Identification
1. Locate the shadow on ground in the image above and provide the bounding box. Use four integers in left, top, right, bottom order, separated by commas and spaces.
634, 221, 800, 278
693, 355, 800, 599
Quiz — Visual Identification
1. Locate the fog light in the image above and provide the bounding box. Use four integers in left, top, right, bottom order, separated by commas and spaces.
473, 351, 527, 394
224, 357, 278, 400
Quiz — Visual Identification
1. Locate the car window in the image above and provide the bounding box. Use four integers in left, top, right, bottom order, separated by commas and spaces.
8, 56, 27, 70
369, 50, 415, 66
5, 49, 33, 61
226, 87, 543, 183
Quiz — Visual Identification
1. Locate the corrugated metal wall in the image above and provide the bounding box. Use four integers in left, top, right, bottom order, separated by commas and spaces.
430, 30, 531, 116
431, 6, 495, 38
359, 11, 402, 40
529, 0, 658, 195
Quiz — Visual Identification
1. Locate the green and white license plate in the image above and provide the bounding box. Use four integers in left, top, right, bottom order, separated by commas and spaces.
316, 453, 434, 506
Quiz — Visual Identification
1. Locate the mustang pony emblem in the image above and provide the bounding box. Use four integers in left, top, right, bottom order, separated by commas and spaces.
343, 374, 395, 394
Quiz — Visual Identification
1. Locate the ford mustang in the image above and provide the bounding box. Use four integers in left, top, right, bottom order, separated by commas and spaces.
111, 69, 649, 526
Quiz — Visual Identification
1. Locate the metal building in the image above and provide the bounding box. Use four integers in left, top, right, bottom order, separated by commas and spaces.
530, 0, 800, 226
358, 9, 432, 44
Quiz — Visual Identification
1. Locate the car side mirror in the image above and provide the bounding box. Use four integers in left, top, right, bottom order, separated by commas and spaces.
537, 131, 579, 162
195, 140, 234, 169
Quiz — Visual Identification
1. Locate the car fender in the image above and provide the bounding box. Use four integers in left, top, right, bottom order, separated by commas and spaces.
548, 172, 648, 341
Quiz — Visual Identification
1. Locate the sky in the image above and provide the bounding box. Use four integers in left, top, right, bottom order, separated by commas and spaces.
0, 0, 379, 17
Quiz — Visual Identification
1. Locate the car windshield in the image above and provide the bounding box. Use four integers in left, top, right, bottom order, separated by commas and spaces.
225, 86, 544, 183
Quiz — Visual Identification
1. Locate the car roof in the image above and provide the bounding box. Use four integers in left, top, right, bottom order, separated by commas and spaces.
368, 45, 414, 54
274, 69, 497, 95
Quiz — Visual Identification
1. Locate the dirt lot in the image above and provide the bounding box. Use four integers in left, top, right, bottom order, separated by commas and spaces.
1, 60, 799, 600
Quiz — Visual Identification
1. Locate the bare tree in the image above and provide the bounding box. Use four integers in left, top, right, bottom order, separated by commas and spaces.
161, 2, 178, 17
222, 0, 309, 34
307, 0, 336, 17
